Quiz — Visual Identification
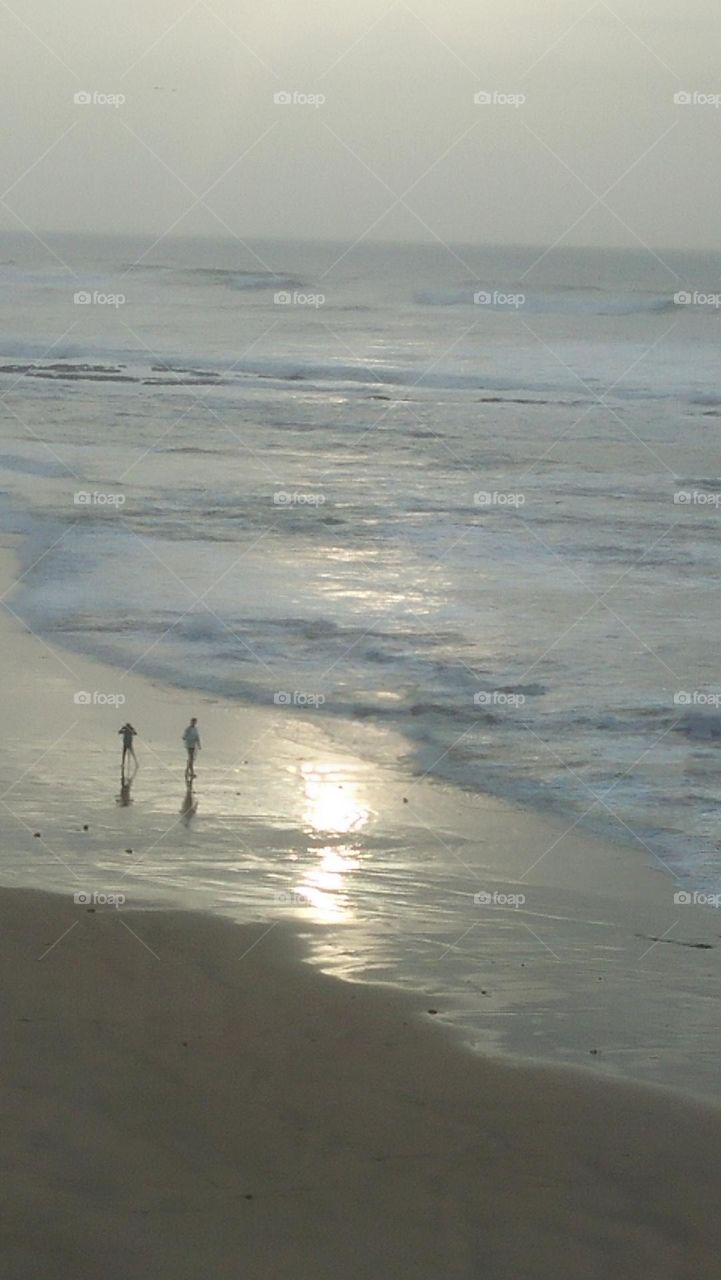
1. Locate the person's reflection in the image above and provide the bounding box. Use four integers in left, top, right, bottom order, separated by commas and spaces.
180, 779, 198, 825
117, 766, 134, 807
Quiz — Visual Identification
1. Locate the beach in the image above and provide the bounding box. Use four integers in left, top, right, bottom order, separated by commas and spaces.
1, 7, 719, 1268
4, 890, 721, 1279
3, 529, 721, 1099
3, 526, 721, 1275
1, 224, 721, 1280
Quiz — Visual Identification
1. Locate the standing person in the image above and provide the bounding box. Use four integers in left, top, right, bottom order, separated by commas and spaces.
119, 723, 137, 777
183, 717, 201, 781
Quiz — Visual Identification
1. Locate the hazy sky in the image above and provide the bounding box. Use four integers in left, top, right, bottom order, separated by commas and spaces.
2, 0, 720, 249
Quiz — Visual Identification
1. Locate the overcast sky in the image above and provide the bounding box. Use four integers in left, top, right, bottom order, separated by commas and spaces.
2, 0, 720, 249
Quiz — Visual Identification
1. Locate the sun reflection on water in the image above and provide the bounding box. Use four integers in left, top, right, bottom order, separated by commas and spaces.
303, 765, 368, 835
293, 764, 369, 920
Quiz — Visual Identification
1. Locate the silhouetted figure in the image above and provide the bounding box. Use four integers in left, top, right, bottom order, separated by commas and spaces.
182, 717, 201, 782
119, 723, 138, 779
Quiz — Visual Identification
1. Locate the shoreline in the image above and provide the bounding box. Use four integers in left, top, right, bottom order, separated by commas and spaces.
6, 884, 721, 1278
4, 482, 705, 900
3, 533, 721, 1103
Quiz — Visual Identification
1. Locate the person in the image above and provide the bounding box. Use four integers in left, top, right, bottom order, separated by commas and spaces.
118, 723, 137, 776
183, 717, 201, 780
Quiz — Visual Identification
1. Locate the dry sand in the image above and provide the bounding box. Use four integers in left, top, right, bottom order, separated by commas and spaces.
3, 887, 721, 1280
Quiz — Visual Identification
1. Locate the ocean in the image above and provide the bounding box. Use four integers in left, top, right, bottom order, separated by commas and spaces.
2, 232, 721, 895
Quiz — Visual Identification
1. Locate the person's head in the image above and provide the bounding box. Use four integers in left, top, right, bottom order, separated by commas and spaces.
190, 717, 197, 726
